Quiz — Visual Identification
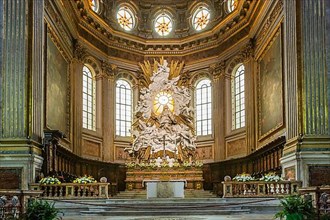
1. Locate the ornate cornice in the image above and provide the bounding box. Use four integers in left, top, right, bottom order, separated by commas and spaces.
239, 39, 254, 62
71, 0, 255, 56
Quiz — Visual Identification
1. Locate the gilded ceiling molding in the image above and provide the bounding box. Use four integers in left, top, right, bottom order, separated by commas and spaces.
255, 0, 283, 49
46, 25, 70, 62
71, 0, 255, 56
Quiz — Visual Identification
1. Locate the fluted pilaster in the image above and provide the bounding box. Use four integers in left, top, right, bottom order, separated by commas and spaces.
210, 61, 226, 161
1, 0, 28, 138
240, 41, 255, 154
101, 60, 116, 162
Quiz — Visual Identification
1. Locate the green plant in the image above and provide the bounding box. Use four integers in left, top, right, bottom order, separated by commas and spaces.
274, 195, 316, 220
26, 199, 61, 220
321, 213, 330, 220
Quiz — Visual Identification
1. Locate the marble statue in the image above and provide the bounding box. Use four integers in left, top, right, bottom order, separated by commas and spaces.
125, 59, 196, 162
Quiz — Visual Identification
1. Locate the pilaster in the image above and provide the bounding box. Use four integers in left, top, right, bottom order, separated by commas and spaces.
240, 41, 255, 154
281, 0, 330, 186
100, 60, 116, 162
210, 61, 226, 161
0, 0, 44, 189
71, 42, 86, 156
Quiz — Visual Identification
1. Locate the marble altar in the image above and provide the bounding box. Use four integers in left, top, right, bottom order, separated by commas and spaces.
143, 180, 186, 199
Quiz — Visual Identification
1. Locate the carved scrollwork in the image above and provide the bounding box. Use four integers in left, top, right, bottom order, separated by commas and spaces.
73, 41, 87, 61
101, 60, 117, 79
239, 39, 254, 62
209, 61, 226, 80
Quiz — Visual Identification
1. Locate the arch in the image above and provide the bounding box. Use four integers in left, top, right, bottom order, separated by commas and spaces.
82, 65, 96, 131
115, 79, 133, 137
195, 78, 212, 136
83, 56, 101, 77
231, 63, 245, 130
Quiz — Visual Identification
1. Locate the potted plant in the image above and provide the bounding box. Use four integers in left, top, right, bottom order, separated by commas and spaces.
25, 199, 62, 220
275, 195, 315, 220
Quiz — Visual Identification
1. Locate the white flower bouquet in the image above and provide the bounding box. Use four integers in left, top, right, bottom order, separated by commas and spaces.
39, 176, 61, 185
259, 172, 283, 182
232, 173, 255, 182
73, 175, 97, 184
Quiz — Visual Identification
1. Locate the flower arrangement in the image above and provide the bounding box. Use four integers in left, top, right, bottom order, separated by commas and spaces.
39, 176, 61, 185
232, 173, 255, 182
194, 160, 204, 168
125, 162, 136, 169
259, 172, 283, 182
73, 175, 97, 184
182, 161, 192, 168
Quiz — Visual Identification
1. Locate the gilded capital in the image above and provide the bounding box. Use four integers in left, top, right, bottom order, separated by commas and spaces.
209, 61, 226, 80
101, 60, 117, 79
73, 41, 87, 62
240, 40, 254, 62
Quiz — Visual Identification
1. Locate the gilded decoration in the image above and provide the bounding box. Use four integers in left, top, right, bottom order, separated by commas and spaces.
257, 28, 284, 140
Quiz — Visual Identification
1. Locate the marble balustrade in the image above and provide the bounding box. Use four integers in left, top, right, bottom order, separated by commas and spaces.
222, 181, 301, 198
30, 183, 109, 199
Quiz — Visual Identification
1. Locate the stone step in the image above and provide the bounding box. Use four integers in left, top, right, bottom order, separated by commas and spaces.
80, 209, 251, 216
50, 197, 281, 217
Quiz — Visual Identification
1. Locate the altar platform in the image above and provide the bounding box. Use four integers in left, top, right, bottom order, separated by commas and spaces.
125, 168, 204, 190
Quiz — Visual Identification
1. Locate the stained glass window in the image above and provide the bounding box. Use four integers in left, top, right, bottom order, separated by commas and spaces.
195, 79, 212, 136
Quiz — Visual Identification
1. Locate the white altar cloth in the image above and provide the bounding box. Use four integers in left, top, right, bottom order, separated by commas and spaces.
142, 180, 187, 199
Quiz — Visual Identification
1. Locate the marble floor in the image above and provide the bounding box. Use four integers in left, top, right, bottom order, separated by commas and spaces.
62, 214, 276, 220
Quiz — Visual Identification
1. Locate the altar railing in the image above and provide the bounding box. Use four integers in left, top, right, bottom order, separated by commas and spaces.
30, 183, 109, 199
0, 190, 43, 219
299, 186, 330, 218
222, 180, 301, 198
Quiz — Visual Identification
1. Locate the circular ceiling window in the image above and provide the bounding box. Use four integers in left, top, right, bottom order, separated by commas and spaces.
117, 7, 134, 31
227, 0, 238, 13
193, 7, 210, 31
155, 14, 173, 36
90, 0, 100, 13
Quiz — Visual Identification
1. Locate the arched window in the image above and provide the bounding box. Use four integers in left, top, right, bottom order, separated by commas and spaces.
90, 0, 100, 13
117, 7, 135, 31
82, 65, 96, 130
232, 64, 245, 129
116, 79, 132, 136
192, 7, 210, 31
155, 13, 173, 36
195, 78, 212, 136
227, 0, 238, 13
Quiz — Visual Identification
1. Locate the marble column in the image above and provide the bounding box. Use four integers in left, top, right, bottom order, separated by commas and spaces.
281, 0, 330, 186
0, 0, 44, 189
